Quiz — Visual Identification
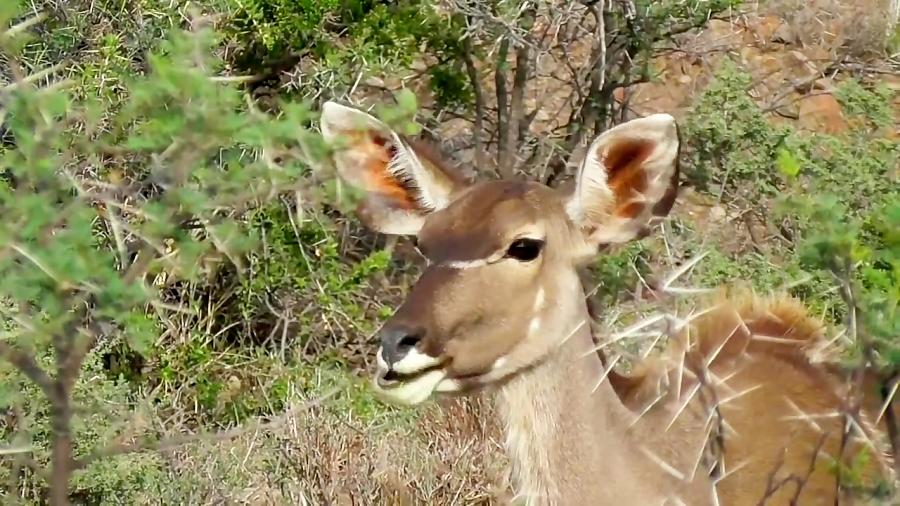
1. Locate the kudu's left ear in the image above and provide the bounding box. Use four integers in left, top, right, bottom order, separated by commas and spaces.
320, 101, 468, 236
565, 113, 680, 251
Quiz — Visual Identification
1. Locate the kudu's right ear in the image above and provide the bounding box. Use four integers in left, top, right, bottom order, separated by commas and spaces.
320, 101, 466, 236
565, 113, 681, 256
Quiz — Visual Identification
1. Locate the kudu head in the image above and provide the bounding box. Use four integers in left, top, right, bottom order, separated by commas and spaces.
320, 101, 680, 405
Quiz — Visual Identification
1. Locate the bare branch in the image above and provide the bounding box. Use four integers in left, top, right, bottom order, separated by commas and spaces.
882, 373, 900, 477
504, 43, 530, 177
562, 2, 609, 160
0, 12, 47, 42
504, 6, 535, 177
494, 37, 510, 177
462, 34, 487, 172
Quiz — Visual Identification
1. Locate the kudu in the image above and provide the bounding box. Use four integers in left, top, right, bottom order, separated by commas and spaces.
319, 101, 892, 505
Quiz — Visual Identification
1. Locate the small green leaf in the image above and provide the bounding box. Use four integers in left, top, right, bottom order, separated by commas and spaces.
123, 311, 157, 357
395, 88, 418, 113
0, 381, 20, 409
776, 147, 801, 178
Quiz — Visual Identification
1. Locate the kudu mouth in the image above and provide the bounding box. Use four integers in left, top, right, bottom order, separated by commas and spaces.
370, 344, 451, 406
373, 347, 443, 387
371, 337, 499, 406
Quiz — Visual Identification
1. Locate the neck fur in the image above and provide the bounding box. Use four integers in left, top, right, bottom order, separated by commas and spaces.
493, 319, 643, 505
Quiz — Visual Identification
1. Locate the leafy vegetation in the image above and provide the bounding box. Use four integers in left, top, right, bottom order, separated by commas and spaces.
1, 0, 898, 503
682, 60, 899, 366
0, 3, 332, 501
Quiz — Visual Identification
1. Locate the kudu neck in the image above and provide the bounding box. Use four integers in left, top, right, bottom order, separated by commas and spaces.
493, 299, 650, 505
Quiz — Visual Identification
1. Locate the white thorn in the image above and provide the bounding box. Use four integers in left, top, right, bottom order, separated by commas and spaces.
639, 446, 685, 481
662, 251, 710, 290
591, 354, 622, 393
666, 382, 703, 431
629, 391, 668, 429
717, 383, 764, 408
876, 380, 899, 425
704, 323, 743, 368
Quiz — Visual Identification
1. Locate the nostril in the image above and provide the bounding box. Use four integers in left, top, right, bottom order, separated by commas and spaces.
380, 326, 426, 366
397, 333, 421, 354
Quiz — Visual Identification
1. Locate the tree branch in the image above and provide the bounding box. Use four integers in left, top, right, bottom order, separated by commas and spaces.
504, 35, 531, 177
494, 37, 510, 177
881, 372, 900, 477
0, 341, 54, 397
462, 34, 487, 172
563, 2, 608, 158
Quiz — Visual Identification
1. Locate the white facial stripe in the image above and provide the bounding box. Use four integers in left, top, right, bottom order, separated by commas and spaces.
528, 317, 542, 336
391, 348, 442, 375
533, 288, 545, 311
372, 369, 447, 406
526, 287, 546, 338
376, 346, 389, 372
443, 258, 488, 269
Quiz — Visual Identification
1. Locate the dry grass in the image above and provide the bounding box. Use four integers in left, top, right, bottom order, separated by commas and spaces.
766, 0, 897, 59
140, 396, 507, 505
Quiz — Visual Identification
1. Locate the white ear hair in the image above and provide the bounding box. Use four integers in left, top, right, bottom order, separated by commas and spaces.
321, 101, 385, 137
320, 100, 469, 236
320, 101, 452, 212
566, 113, 680, 247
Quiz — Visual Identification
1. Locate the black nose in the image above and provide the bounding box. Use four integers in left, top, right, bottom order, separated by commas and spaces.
379, 325, 424, 367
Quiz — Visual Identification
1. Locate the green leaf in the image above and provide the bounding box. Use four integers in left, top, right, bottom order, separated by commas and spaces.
123, 311, 158, 357
395, 87, 418, 113
776, 147, 801, 178
0, 380, 20, 409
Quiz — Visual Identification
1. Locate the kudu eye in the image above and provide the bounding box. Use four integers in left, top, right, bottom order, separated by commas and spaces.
506, 238, 544, 262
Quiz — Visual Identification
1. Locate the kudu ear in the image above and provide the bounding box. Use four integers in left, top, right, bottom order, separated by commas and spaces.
320, 101, 466, 236
565, 113, 680, 250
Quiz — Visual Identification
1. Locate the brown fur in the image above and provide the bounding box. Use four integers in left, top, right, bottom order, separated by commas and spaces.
606, 290, 893, 505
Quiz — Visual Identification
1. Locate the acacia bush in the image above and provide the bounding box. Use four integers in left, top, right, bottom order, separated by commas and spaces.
2, 0, 898, 503
682, 60, 898, 325
0, 5, 347, 502
683, 60, 898, 485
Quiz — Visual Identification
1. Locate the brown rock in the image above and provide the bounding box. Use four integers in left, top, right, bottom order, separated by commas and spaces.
703, 19, 747, 48
753, 15, 786, 42
771, 22, 797, 45
798, 93, 847, 135
800, 45, 833, 72
812, 77, 836, 92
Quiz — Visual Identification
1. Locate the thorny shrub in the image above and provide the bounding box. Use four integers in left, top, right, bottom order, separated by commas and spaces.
0, 5, 372, 501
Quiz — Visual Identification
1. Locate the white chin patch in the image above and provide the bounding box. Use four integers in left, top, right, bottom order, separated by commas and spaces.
372, 369, 448, 406
435, 378, 462, 393
391, 348, 442, 375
